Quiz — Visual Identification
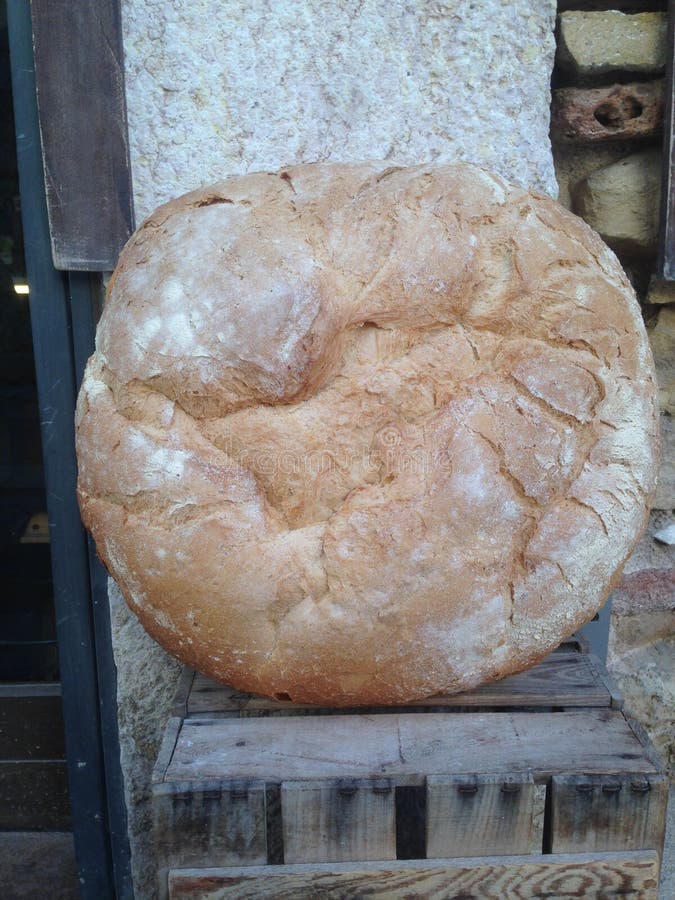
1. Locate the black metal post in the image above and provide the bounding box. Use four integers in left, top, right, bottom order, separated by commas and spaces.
7, 2, 130, 896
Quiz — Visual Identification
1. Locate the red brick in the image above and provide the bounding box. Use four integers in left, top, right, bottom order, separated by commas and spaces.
552, 81, 664, 143
612, 567, 675, 615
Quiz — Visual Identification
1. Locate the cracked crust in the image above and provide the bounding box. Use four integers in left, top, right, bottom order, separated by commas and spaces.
75, 162, 659, 705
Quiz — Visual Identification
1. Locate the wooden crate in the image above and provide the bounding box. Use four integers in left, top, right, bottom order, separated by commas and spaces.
152, 639, 668, 898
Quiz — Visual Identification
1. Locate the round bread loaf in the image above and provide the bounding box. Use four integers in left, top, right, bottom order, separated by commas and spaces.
76, 162, 659, 705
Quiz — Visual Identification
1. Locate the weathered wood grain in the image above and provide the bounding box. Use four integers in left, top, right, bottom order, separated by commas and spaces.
658, 0, 675, 279
426, 774, 536, 858
186, 652, 612, 717
153, 779, 267, 873
167, 850, 660, 899
550, 773, 668, 855
281, 779, 396, 864
165, 710, 656, 786
30, 2, 134, 269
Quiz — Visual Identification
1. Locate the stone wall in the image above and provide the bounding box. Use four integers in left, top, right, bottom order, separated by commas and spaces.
550, 0, 674, 779
116, 3, 558, 896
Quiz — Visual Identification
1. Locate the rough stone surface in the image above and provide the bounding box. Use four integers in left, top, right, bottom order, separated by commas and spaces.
607, 562, 674, 780
551, 81, 664, 143
607, 630, 674, 777
648, 307, 675, 416
647, 278, 675, 305
607, 504, 674, 784
573, 149, 662, 256
654, 522, 675, 545
109, 581, 181, 900
557, 11, 667, 78
654, 413, 675, 511
0, 831, 79, 900
121, 0, 558, 222
663, 786, 675, 897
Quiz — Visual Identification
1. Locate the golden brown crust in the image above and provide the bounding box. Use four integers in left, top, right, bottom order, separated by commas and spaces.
75, 162, 659, 705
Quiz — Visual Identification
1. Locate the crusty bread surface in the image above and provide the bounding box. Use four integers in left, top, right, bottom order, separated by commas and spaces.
75, 162, 659, 705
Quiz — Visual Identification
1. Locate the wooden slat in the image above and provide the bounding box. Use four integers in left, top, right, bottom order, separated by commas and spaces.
281, 779, 396, 864
0, 761, 71, 829
658, 0, 675, 279
172, 670, 195, 718
426, 773, 536, 858
167, 850, 660, 899
550, 773, 669, 855
186, 652, 611, 717
152, 717, 183, 786
0, 693, 65, 759
154, 779, 267, 898
30, 2, 134, 269
531, 784, 547, 854
165, 710, 656, 786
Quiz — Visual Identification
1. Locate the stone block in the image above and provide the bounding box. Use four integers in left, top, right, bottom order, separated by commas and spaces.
647, 278, 675, 305
612, 567, 675, 617
122, 0, 559, 221
573, 149, 661, 255
557, 11, 668, 78
648, 307, 675, 415
551, 81, 663, 143
553, 143, 636, 210
654, 413, 674, 511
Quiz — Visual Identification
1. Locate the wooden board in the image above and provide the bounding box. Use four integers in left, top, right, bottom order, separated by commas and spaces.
30, 2, 134, 269
164, 710, 656, 787
154, 779, 267, 883
167, 850, 660, 899
426, 773, 536, 858
659, 0, 675, 280
281, 779, 396, 864
550, 773, 669, 855
185, 651, 614, 717
0, 760, 71, 829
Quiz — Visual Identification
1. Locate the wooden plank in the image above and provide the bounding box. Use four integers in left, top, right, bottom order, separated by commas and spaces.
0, 760, 71, 829
30, 2, 134, 269
186, 652, 611, 717
658, 0, 675, 279
152, 717, 183, 786
426, 773, 536, 858
0, 693, 65, 759
551, 773, 669, 855
281, 779, 396, 865
531, 784, 547, 854
172, 669, 195, 718
165, 710, 656, 786
167, 850, 661, 899
154, 779, 267, 899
